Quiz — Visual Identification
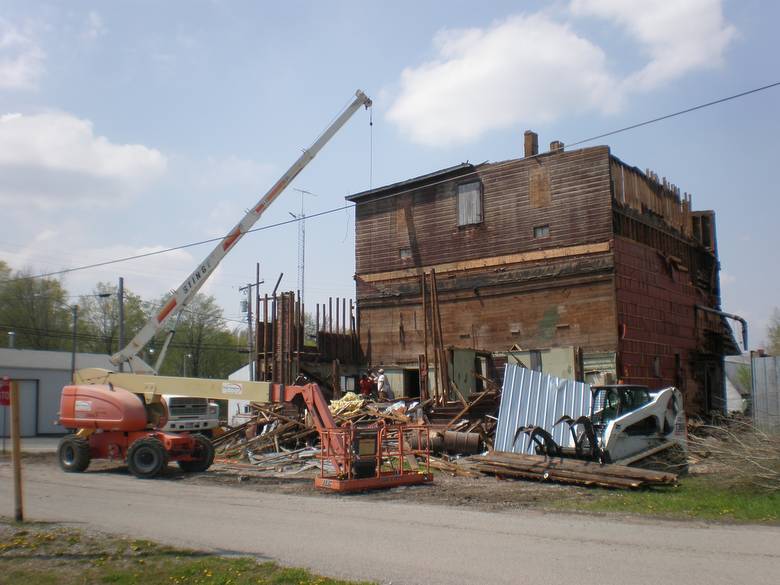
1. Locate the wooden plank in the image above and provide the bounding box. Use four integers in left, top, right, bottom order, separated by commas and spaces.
359, 242, 612, 283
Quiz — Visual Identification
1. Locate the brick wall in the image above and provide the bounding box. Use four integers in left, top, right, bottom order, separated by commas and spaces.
614, 236, 705, 411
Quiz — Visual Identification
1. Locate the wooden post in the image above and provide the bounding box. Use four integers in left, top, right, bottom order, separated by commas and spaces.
418, 354, 429, 401
10, 380, 23, 522
332, 359, 341, 399
342, 298, 346, 334
429, 272, 440, 404
288, 294, 294, 384
296, 294, 302, 378
349, 299, 355, 361
279, 293, 286, 384
271, 293, 277, 382
263, 294, 269, 381
328, 297, 333, 333
431, 269, 449, 404
336, 297, 340, 335
421, 273, 430, 402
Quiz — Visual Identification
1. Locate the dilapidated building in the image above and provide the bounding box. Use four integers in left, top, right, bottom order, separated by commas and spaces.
348, 131, 738, 414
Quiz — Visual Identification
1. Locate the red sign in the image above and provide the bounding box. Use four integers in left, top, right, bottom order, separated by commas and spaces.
0, 378, 10, 407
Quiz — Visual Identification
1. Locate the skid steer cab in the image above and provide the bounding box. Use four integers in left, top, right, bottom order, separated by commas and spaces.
57, 384, 214, 479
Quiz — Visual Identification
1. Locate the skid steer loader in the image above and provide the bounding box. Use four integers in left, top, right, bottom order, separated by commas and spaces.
515, 385, 688, 468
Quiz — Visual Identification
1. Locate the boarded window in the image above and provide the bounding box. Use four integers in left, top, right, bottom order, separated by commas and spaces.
529, 166, 551, 208
457, 181, 482, 226
533, 225, 550, 238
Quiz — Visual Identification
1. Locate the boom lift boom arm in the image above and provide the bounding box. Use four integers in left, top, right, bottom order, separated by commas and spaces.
111, 90, 373, 367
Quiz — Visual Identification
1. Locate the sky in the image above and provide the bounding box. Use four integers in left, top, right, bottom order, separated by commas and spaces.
0, 0, 777, 348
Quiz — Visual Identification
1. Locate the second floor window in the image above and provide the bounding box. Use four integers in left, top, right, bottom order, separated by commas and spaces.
457, 181, 483, 226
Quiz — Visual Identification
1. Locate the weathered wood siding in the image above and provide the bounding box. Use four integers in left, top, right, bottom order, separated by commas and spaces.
354, 146, 614, 276
360, 270, 618, 367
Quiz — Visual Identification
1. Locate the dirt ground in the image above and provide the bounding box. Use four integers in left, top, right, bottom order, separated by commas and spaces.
196, 462, 598, 511
8, 452, 597, 513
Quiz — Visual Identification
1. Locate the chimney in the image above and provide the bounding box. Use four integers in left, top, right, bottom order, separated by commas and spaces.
550, 140, 564, 153
524, 130, 538, 158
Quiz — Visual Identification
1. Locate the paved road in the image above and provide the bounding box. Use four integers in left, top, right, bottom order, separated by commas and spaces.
2, 461, 779, 585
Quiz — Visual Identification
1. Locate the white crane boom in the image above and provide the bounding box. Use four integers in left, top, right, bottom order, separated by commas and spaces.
111, 90, 372, 366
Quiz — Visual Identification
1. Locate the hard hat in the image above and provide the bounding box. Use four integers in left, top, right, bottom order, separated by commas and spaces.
378, 368, 384, 374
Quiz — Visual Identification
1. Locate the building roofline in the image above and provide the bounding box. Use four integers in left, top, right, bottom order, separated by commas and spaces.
345, 143, 613, 204
345, 162, 478, 202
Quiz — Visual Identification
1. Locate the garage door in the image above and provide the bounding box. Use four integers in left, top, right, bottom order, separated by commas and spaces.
37, 380, 64, 434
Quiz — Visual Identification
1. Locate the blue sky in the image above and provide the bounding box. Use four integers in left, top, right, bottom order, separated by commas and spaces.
0, 0, 777, 347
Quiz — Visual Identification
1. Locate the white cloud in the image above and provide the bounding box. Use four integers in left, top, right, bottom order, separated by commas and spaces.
388, 2, 736, 146
387, 13, 620, 147
570, 0, 737, 90
82, 11, 107, 41
0, 111, 167, 207
0, 18, 44, 90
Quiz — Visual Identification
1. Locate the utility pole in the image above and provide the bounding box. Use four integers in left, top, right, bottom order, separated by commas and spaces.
239, 266, 265, 380
254, 262, 261, 382
118, 277, 125, 372
70, 305, 78, 382
291, 188, 316, 306
247, 286, 253, 380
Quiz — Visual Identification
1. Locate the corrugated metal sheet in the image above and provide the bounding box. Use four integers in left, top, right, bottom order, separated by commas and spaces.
494, 364, 592, 454
752, 355, 780, 432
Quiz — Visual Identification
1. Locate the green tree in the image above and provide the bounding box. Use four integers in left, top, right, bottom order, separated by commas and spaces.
769, 309, 780, 356
78, 282, 149, 355
152, 294, 243, 379
0, 264, 71, 350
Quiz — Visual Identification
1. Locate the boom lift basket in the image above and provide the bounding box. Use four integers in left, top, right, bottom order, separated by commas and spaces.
315, 421, 433, 492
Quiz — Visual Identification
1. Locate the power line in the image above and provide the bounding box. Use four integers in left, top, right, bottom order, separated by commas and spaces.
0, 323, 245, 352
5, 79, 779, 284
566, 80, 780, 148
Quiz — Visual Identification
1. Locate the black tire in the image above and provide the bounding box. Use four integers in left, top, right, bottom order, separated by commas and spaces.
127, 437, 168, 479
58, 435, 91, 473
178, 434, 215, 473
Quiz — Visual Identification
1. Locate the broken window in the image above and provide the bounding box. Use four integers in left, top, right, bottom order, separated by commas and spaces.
457, 181, 482, 226
533, 225, 550, 238
399, 247, 412, 261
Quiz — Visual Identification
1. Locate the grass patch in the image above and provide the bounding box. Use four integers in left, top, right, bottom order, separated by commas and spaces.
0, 520, 374, 585
556, 475, 780, 523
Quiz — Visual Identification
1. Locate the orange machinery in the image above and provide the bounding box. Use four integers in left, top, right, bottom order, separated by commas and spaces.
271, 383, 433, 492
57, 384, 214, 479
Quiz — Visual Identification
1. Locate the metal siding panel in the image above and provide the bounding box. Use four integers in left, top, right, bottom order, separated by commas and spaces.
752, 356, 780, 431
0, 380, 37, 438
494, 364, 592, 454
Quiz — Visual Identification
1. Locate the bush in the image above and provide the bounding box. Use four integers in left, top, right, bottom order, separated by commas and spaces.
688, 419, 780, 492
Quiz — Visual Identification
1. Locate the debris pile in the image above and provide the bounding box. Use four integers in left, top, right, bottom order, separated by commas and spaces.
212, 402, 318, 475
470, 452, 678, 489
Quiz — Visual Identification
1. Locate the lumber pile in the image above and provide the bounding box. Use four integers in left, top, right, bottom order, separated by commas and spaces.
426, 387, 501, 451
470, 451, 678, 489
213, 402, 317, 461
428, 455, 483, 478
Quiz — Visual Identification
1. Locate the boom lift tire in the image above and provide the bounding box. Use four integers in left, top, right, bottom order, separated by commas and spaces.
127, 437, 168, 479
58, 435, 91, 473
177, 434, 215, 473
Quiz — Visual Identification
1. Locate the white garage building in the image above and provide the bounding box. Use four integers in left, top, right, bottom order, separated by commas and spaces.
0, 348, 151, 437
